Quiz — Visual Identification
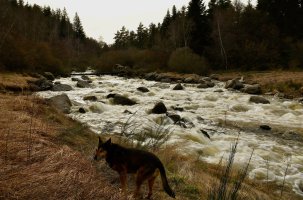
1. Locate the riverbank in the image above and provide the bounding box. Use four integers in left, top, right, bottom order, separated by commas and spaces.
218, 71, 303, 99
0, 72, 302, 200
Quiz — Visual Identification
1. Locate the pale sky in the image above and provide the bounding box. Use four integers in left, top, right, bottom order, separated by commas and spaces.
25, 0, 255, 44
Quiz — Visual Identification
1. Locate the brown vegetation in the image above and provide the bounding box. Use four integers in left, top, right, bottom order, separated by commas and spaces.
0, 73, 36, 92
219, 71, 303, 98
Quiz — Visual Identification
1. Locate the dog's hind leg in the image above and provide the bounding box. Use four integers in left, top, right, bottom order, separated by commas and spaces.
134, 167, 155, 199
146, 169, 159, 199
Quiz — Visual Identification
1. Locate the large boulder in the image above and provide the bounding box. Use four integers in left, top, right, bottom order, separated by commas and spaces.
107, 94, 136, 106
52, 84, 73, 91
151, 102, 167, 114
28, 78, 53, 91
241, 84, 261, 94
49, 94, 72, 114
76, 80, 91, 88
43, 72, 55, 81
173, 83, 184, 90
225, 78, 244, 90
249, 96, 270, 104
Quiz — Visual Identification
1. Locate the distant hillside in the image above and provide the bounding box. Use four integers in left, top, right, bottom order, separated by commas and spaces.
0, 0, 104, 75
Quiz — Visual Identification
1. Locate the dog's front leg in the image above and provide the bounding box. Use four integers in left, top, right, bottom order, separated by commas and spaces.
119, 170, 127, 199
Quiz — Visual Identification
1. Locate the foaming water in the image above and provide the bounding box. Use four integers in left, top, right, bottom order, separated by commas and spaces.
37, 74, 303, 196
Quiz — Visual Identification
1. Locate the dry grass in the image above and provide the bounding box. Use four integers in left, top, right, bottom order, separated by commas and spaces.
218, 71, 303, 98
0, 73, 36, 92
0, 94, 122, 200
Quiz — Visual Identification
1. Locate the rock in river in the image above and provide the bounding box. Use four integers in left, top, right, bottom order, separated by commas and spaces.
49, 94, 72, 114
52, 84, 73, 91
151, 102, 167, 114
249, 96, 270, 104
173, 83, 184, 90
137, 87, 149, 93
108, 94, 136, 106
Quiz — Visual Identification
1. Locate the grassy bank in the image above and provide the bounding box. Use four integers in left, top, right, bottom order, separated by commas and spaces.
218, 71, 303, 98
0, 73, 302, 200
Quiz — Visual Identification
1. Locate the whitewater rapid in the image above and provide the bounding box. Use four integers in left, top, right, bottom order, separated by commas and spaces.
37, 74, 303, 196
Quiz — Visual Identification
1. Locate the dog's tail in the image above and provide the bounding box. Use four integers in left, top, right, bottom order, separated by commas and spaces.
158, 162, 175, 198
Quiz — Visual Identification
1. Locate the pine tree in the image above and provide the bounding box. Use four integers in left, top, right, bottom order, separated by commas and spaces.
73, 12, 85, 40
114, 26, 129, 48
172, 5, 177, 20
187, 0, 210, 54
59, 8, 70, 39
136, 22, 148, 49
160, 10, 171, 38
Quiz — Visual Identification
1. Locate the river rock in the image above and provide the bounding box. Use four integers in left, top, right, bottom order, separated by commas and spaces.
173, 83, 184, 90
260, 125, 271, 131
210, 74, 220, 80
108, 94, 136, 105
79, 107, 86, 113
43, 72, 55, 81
49, 94, 72, 114
83, 95, 98, 101
81, 75, 91, 81
249, 96, 270, 104
52, 84, 73, 91
241, 84, 261, 94
151, 102, 167, 114
166, 112, 181, 123
137, 87, 149, 93
76, 80, 91, 88
184, 76, 198, 83
300, 87, 303, 95
107, 93, 116, 98
145, 72, 157, 80
197, 83, 209, 89
225, 78, 244, 90
197, 81, 215, 89
71, 77, 81, 82
28, 78, 53, 91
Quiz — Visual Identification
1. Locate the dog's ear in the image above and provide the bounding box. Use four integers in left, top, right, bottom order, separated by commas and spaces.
98, 136, 103, 146
105, 138, 112, 145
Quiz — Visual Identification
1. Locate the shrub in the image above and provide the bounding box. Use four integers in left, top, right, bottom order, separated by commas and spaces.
95, 48, 169, 74
168, 47, 209, 75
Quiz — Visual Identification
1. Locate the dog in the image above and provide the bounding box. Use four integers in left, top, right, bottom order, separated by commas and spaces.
94, 137, 175, 199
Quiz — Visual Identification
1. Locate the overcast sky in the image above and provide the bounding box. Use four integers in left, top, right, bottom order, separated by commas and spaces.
25, 0, 255, 44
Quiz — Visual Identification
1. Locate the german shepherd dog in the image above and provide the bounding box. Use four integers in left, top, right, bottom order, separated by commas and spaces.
94, 137, 175, 199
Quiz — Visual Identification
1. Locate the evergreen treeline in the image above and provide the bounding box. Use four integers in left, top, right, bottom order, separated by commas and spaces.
0, 0, 103, 75
99, 0, 303, 74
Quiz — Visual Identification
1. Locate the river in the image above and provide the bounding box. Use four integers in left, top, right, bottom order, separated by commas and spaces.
37, 73, 303, 196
